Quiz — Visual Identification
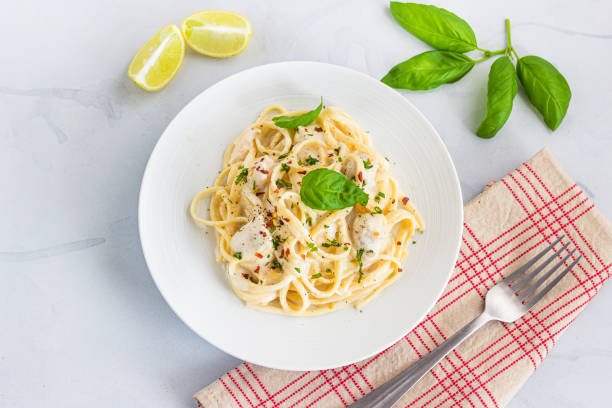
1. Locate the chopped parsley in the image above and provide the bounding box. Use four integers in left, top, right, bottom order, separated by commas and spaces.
356, 248, 365, 283
305, 155, 319, 166
262, 151, 269, 155
325, 268, 332, 274
233, 252, 242, 260
278, 152, 289, 160
271, 260, 283, 270
252, 180, 257, 190
334, 146, 341, 155
268, 225, 276, 233
374, 192, 385, 203
308, 242, 318, 252
338, 157, 343, 162
281, 163, 290, 173
311, 273, 322, 279
321, 238, 341, 248
378, 192, 386, 198
272, 235, 281, 250
363, 160, 373, 169
276, 179, 292, 189
305, 215, 312, 226
234, 167, 249, 185
323, 224, 329, 228
372, 206, 383, 214
294, 267, 301, 273
298, 160, 303, 166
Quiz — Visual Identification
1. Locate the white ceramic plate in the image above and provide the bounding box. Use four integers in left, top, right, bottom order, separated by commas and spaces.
139, 61, 462, 371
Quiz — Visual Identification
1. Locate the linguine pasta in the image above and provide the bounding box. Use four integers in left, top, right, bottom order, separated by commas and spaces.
190, 105, 423, 316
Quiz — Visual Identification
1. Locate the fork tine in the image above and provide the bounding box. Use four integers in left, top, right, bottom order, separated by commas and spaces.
503, 235, 564, 285
524, 255, 582, 309
511, 241, 571, 292
518, 248, 577, 301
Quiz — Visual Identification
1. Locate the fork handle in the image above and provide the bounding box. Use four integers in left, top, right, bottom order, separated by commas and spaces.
349, 312, 491, 408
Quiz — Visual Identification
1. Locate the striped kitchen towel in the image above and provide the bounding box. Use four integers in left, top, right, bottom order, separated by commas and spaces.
195, 148, 612, 407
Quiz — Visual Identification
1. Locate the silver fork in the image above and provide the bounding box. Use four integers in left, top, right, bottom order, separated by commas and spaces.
350, 236, 582, 408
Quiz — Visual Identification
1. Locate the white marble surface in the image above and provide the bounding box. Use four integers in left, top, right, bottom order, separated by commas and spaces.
1, 0, 611, 406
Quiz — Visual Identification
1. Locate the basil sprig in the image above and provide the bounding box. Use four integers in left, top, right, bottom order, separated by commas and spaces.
477, 56, 517, 138
383, 3, 571, 136
300, 168, 368, 211
272, 98, 323, 128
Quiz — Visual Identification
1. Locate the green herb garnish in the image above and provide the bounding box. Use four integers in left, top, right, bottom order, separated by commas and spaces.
234, 167, 249, 185
278, 152, 289, 160
356, 248, 365, 283
233, 252, 242, 260
373, 206, 383, 214
363, 160, 373, 169
321, 239, 341, 248
305, 155, 319, 166
308, 242, 318, 252
272, 235, 281, 250
295, 267, 301, 273
311, 273, 322, 279
281, 163, 290, 173
272, 98, 324, 128
276, 179, 292, 189
271, 260, 283, 270
299, 168, 369, 211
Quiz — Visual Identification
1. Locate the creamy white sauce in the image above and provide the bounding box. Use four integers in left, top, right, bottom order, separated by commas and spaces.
294, 124, 325, 144
230, 216, 273, 260
250, 155, 275, 190
360, 154, 378, 197
351, 213, 388, 255
229, 127, 260, 164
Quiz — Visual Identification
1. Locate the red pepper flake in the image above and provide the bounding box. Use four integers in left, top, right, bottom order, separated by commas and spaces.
274, 189, 280, 194
285, 248, 290, 256
396, 241, 401, 246
402, 196, 409, 205
254, 266, 261, 274
283, 217, 290, 222
260, 169, 269, 174
254, 252, 263, 259
391, 199, 396, 204
242, 273, 249, 279
357, 171, 363, 182
314, 126, 323, 132
398, 268, 403, 272
328, 153, 334, 157
300, 254, 306, 260
287, 160, 292, 164
297, 181, 301, 185
297, 171, 307, 175
256, 192, 264, 196
385, 157, 390, 162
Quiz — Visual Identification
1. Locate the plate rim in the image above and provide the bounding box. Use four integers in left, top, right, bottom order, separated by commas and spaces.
138, 60, 463, 370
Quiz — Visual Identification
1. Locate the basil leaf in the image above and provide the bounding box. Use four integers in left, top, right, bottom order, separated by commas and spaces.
389, 2, 477, 52
300, 168, 369, 211
272, 98, 323, 128
517, 56, 571, 131
382, 51, 474, 90
477, 56, 517, 138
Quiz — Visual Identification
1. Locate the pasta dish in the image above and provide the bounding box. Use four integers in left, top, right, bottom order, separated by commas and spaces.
190, 103, 423, 316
